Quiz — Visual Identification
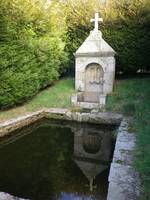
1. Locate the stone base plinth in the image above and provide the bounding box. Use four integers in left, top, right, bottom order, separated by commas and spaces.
71, 92, 106, 109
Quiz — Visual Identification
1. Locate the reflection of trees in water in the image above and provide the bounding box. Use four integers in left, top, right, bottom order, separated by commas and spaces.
0, 120, 115, 200
0, 124, 74, 200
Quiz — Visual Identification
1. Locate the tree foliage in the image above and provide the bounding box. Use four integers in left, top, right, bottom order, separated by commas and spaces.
61, 0, 150, 73
0, 0, 68, 108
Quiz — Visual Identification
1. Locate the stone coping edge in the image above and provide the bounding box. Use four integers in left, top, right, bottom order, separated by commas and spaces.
107, 118, 140, 200
74, 52, 115, 57
0, 108, 123, 137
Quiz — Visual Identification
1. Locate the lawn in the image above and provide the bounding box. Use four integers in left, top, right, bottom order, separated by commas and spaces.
0, 78, 75, 122
107, 76, 150, 200
0, 76, 150, 199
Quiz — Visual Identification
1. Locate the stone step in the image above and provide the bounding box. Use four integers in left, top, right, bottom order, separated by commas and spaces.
83, 92, 100, 103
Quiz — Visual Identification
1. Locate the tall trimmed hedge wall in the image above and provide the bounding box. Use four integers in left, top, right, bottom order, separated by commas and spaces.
0, 0, 67, 108
63, 0, 150, 74
103, 24, 150, 73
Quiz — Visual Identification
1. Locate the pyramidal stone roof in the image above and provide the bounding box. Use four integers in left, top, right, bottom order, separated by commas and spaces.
74, 159, 107, 181
75, 30, 115, 57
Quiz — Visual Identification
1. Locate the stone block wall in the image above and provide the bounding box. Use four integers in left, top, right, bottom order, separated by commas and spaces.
75, 56, 115, 94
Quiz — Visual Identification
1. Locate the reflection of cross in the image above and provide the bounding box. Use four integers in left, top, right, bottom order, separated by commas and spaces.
90, 13, 103, 32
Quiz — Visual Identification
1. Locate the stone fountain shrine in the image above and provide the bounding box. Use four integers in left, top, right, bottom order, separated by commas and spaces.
72, 13, 116, 109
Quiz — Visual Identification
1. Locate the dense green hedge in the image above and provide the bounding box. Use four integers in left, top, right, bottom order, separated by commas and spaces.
103, 24, 150, 73
0, 0, 68, 108
63, 0, 150, 74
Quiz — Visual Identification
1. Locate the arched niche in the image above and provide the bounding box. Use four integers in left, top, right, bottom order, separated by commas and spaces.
85, 63, 104, 93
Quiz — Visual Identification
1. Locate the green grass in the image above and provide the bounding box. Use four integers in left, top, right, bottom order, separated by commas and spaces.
107, 77, 150, 200
27, 78, 75, 110
0, 78, 75, 122
106, 78, 149, 114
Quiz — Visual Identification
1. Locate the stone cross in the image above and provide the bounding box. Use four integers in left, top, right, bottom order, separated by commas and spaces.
90, 13, 103, 32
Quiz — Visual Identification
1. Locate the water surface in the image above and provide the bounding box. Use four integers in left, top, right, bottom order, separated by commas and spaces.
0, 119, 116, 200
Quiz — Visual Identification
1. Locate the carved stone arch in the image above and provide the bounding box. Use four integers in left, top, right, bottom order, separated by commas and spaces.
85, 63, 104, 93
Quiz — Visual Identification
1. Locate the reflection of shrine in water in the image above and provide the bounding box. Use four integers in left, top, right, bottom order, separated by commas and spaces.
0, 119, 116, 200
72, 124, 114, 191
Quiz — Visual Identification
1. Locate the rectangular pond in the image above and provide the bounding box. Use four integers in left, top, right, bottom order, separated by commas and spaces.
0, 119, 117, 200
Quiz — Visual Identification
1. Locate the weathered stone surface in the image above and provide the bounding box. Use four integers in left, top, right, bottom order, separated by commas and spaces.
107, 163, 140, 200
72, 92, 107, 109
75, 30, 115, 95
107, 181, 140, 200
115, 132, 136, 151
0, 192, 28, 200
73, 13, 116, 109
107, 118, 140, 200
75, 30, 115, 56
0, 110, 45, 137
108, 163, 139, 185
0, 108, 122, 137
67, 111, 122, 125
113, 149, 135, 166
72, 13, 115, 109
